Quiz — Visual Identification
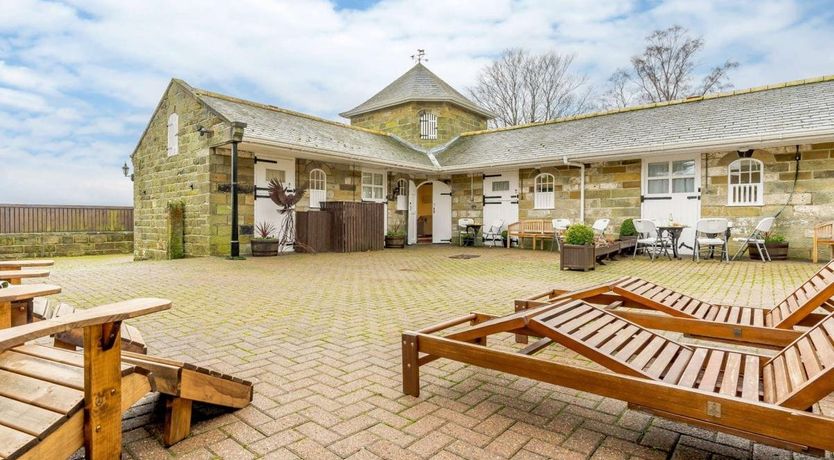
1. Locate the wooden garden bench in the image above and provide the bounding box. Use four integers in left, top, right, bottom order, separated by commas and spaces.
0, 260, 54, 270
0, 284, 62, 329
812, 223, 834, 263
404, 298, 834, 455
506, 220, 554, 249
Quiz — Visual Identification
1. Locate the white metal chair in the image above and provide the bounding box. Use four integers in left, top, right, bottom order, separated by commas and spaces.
633, 219, 671, 261
732, 217, 775, 262
457, 218, 475, 246
693, 218, 730, 262
592, 218, 610, 237
482, 219, 504, 247
550, 219, 571, 252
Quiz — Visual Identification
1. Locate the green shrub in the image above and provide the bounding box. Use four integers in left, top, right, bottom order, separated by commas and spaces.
619, 218, 637, 237
564, 224, 595, 246
765, 234, 786, 244
167, 200, 185, 259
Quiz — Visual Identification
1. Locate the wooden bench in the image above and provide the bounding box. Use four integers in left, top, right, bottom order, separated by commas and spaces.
0, 269, 50, 285
0, 260, 54, 270
0, 284, 62, 329
812, 222, 834, 263
506, 220, 554, 250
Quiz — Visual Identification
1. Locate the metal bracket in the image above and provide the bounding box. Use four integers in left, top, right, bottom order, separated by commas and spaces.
733, 327, 742, 337
254, 156, 277, 164
100, 321, 122, 351
641, 196, 673, 202
440, 192, 452, 196
706, 401, 722, 418
483, 174, 502, 179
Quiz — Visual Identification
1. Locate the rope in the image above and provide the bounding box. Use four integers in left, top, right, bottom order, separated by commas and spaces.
774, 145, 801, 219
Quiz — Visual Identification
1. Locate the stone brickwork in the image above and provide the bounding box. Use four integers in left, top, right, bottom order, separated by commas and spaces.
0, 231, 132, 258
349, 101, 488, 149
451, 174, 483, 242
132, 81, 231, 260
208, 149, 255, 256
702, 143, 834, 259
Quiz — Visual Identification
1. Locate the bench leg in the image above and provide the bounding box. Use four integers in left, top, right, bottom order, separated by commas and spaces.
83, 322, 123, 460
402, 332, 420, 397
163, 396, 193, 446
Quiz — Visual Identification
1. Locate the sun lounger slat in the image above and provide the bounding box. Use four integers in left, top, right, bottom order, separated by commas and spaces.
575, 315, 618, 341
556, 310, 605, 334
740, 308, 752, 325
0, 423, 37, 458
763, 363, 776, 403
599, 325, 639, 354
646, 342, 680, 378
536, 303, 591, 328
678, 348, 708, 388
633, 282, 656, 296
741, 355, 760, 401
703, 306, 721, 321
660, 348, 692, 383
726, 307, 740, 324
629, 336, 667, 369
614, 331, 653, 362
585, 320, 627, 348
719, 352, 742, 397
697, 350, 725, 392
771, 356, 791, 401
808, 328, 834, 367
753, 309, 764, 327
680, 299, 700, 315
796, 338, 821, 378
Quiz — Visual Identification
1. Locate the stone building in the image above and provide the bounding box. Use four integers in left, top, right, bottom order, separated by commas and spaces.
131, 63, 834, 260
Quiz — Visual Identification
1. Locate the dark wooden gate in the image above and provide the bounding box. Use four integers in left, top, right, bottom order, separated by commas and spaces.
295, 211, 332, 253
296, 202, 384, 253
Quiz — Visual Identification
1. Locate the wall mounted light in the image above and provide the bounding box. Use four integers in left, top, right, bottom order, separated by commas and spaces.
122, 162, 134, 181
196, 125, 213, 136
737, 148, 754, 158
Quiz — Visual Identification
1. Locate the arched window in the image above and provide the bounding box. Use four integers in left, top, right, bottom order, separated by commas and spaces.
395, 178, 409, 211
419, 111, 437, 140
166, 113, 179, 156
309, 169, 326, 209
728, 159, 763, 206
534, 173, 555, 209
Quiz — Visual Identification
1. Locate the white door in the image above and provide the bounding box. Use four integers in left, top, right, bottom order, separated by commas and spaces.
483, 171, 519, 232
432, 181, 452, 243
407, 180, 418, 245
254, 156, 296, 250
641, 155, 700, 254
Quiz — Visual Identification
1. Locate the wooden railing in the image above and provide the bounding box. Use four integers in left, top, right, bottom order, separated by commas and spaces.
0, 204, 133, 234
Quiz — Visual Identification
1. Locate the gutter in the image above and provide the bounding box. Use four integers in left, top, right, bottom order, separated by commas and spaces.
562, 157, 585, 223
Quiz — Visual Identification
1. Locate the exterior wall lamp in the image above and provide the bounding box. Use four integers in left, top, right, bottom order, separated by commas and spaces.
122, 161, 134, 181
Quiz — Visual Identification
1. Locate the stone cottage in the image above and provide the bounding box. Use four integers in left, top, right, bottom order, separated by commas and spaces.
131, 62, 834, 260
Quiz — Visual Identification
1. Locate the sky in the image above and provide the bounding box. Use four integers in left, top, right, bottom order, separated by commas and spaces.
1, 0, 833, 206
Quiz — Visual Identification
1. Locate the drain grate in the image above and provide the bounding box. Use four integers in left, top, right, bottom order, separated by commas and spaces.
449, 254, 480, 260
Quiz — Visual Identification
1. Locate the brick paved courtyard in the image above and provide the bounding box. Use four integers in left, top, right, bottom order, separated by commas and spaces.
43, 247, 830, 459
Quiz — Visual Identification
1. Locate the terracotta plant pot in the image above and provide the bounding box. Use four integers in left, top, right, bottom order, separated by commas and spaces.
385, 236, 406, 248
749, 242, 789, 261
250, 239, 280, 257
560, 244, 596, 271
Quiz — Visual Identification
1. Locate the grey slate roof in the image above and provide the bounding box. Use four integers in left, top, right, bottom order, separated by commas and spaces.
339, 63, 494, 119
435, 77, 834, 169
193, 90, 434, 169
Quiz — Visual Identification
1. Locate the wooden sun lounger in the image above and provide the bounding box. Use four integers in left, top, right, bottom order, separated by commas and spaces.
0, 260, 54, 270
0, 269, 50, 286
403, 298, 834, 455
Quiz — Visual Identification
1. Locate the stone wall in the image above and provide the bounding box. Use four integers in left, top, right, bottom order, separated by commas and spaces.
348, 101, 488, 149
702, 143, 834, 259
451, 174, 483, 242
132, 81, 230, 260
208, 149, 255, 256
0, 232, 133, 258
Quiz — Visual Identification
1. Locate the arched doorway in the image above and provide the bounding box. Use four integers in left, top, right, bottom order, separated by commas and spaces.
408, 180, 452, 244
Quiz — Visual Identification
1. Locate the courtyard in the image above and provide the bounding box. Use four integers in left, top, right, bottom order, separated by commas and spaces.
37, 246, 828, 459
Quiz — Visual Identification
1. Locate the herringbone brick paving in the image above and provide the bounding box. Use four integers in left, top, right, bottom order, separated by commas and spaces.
40, 247, 832, 459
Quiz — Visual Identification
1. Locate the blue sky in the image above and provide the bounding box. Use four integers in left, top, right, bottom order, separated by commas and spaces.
1, 0, 833, 205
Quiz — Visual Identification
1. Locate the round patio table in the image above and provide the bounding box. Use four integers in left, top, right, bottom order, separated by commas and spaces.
657, 225, 686, 259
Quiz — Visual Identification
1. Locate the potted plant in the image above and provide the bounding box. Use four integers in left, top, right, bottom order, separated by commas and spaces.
617, 218, 638, 253
250, 222, 280, 256
560, 224, 596, 271
385, 222, 406, 248
750, 234, 789, 261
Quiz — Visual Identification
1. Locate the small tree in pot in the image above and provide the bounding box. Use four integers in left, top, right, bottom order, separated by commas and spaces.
385, 222, 406, 248
251, 222, 279, 256
560, 223, 596, 271
617, 218, 638, 253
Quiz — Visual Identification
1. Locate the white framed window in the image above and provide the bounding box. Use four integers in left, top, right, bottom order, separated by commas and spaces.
361, 170, 385, 202
419, 111, 437, 140
395, 178, 408, 211
309, 169, 326, 209
646, 159, 696, 195
534, 173, 555, 209
728, 158, 764, 206
166, 113, 179, 156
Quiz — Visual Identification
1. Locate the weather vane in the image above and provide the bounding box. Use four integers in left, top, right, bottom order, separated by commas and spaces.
411, 49, 427, 64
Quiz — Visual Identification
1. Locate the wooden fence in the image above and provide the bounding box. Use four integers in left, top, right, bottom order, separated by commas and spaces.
0, 204, 134, 234
296, 202, 384, 253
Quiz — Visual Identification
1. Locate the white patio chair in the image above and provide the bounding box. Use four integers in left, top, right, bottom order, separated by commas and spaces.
592, 218, 610, 237
633, 219, 671, 261
550, 219, 571, 252
457, 218, 475, 246
693, 218, 730, 262
732, 217, 775, 262
482, 219, 504, 248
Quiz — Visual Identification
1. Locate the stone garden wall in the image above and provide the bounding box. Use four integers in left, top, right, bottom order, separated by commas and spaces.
0, 231, 133, 258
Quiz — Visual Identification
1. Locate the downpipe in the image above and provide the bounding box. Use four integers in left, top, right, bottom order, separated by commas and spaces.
563, 156, 585, 223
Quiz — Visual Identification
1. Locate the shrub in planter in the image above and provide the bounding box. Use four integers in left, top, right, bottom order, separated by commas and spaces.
750, 234, 789, 260
251, 222, 280, 256
385, 223, 406, 248
560, 224, 596, 271
619, 218, 637, 239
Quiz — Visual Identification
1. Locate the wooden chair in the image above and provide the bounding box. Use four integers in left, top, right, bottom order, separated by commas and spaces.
813, 222, 834, 263
506, 220, 554, 250
0, 284, 62, 329
404, 298, 834, 455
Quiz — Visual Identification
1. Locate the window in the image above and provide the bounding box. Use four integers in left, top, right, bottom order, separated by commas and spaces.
361, 171, 385, 202
395, 178, 409, 211
646, 160, 695, 195
166, 113, 179, 156
419, 111, 437, 140
728, 159, 764, 206
492, 181, 510, 192
534, 173, 555, 209
309, 169, 326, 209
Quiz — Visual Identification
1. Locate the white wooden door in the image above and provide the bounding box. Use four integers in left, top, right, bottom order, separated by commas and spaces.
483, 171, 519, 232
432, 181, 452, 243
641, 155, 700, 253
407, 180, 417, 245
254, 156, 296, 249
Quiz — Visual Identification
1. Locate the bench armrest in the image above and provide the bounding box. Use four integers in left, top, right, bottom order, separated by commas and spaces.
0, 297, 171, 351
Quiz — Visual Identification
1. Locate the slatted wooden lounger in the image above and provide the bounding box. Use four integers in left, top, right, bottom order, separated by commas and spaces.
0, 269, 50, 286
403, 298, 834, 455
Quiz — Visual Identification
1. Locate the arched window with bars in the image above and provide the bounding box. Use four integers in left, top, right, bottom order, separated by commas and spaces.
728, 159, 764, 206
534, 173, 555, 209
419, 111, 437, 140
309, 169, 326, 209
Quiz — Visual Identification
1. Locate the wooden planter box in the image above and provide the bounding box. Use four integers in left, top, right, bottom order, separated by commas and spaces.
250, 239, 279, 257
617, 236, 637, 255
750, 242, 789, 261
385, 236, 405, 248
560, 244, 596, 271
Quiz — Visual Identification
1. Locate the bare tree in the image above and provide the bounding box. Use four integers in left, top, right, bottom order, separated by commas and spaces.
469, 49, 591, 127
602, 25, 738, 107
